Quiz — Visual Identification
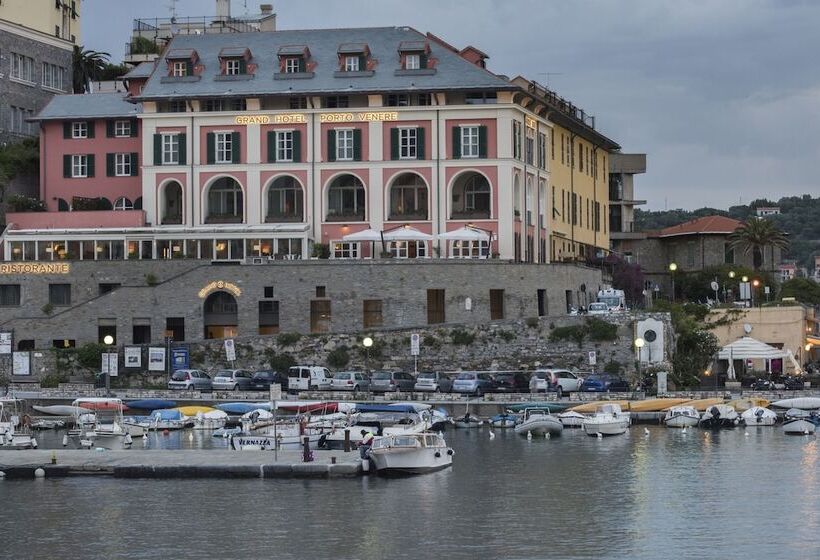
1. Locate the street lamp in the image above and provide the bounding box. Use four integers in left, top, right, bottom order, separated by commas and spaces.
752, 279, 760, 307
668, 263, 677, 301
635, 337, 645, 388
103, 335, 114, 396
362, 337, 373, 373
724, 271, 736, 303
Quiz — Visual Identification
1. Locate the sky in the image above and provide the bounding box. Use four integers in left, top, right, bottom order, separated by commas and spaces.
82, 0, 820, 211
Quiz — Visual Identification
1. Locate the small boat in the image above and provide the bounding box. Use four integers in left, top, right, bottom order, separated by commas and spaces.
782, 409, 819, 435
771, 398, 820, 411
571, 400, 630, 414
126, 399, 176, 411
582, 403, 631, 436
557, 410, 585, 428
213, 426, 241, 438
32, 405, 91, 416
216, 402, 273, 415
144, 409, 188, 430
489, 413, 519, 428
430, 408, 451, 431
514, 409, 563, 437
229, 430, 324, 451
191, 410, 228, 430
73, 398, 129, 411
453, 413, 483, 429
175, 405, 217, 417
699, 405, 740, 430
676, 398, 725, 412
629, 398, 690, 412
664, 406, 700, 428
505, 402, 571, 413
31, 419, 66, 430
368, 432, 454, 474
71, 398, 135, 448
741, 407, 777, 426
0, 400, 38, 449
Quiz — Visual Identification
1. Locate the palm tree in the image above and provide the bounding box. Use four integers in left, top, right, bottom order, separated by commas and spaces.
72, 46, 110, 93
728, 218, 789, 270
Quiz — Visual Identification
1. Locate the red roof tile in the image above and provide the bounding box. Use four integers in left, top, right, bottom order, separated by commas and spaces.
652, 215, 742, 238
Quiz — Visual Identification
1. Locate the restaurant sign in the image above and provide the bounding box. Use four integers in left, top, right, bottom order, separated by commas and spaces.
235, 111, 399, 126
198, 280, 242, 299
0, 263, 70, 274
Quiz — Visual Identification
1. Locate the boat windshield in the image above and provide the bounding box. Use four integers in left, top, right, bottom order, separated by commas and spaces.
391, 436, 421, 447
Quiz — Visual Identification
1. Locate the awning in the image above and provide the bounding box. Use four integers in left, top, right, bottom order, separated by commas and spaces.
717, 337, 787, 360
382, 226, 433, 241
341, 228, 383, 242
437, 226, 491, 241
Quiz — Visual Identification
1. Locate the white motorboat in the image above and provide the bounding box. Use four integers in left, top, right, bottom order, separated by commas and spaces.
191, 410, 228, 430
664, 406, 700, 428
582, 403, 631, 436
741, 406, 777, 427
699, 405, 740, 430
489, 414, 519, 428
782, 409, 818, 435
32, 404, 92, 416
368, 432, 454, 474
452, 413, 483, 429
70, 398, 135, 449
229, 430, 324, 451
0, 400, 38, 449
322, 411, 433, 449
557, 410, 585, 428
514, 409, 563, 437
771, 397, 820, 411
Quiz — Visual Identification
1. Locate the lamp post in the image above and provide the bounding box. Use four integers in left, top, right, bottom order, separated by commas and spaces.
668, 263, 677, 302
725, 270, 736, 303
362, 337, 373, 373
635, 337, 645, 388
103, 334, 114, 396
752, 279, 760, 308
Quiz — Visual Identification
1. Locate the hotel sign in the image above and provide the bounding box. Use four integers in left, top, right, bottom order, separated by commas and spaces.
198, 280, 242, 299
0, 263, 71, 274
235, 114, 307, 125
234, 111, 399, 126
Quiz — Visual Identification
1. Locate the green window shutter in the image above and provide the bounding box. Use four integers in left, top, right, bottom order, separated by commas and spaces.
86, 121, 95, 138
352, 129, 362, 161
63, 122, 71, 139
130, 153, 139, 176
63, 155, 71, 177
206, 132, 215, 164
390, 128, 399, 160
416, 127, 425, 160
87, 154, 95, 178
267, 131, 277, 162
185, 61, 193, 76
106, 120, 114, 138
239, 58, 247, 74
327, 130, 336, 162
420, 54, 428, 69
130, 119, 138, 137
452, 127, 461, 159
231, 131, 241, 163
478, 126, 488, 158
358, 55, 367, 71
153, 134, 162, 166
298, 57, 306, 73
292, 130, 302, 162
106, 153, 114, 177
178, 134, 187, 165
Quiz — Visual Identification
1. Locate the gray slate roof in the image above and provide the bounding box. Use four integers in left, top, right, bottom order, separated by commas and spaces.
33, 93, 143, 121
137, 26, 513, 99
123, 62, 155, 79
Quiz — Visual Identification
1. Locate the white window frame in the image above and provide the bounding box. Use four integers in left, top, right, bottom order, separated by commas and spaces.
71, 155, 87, 178
114, 120, 131, 137
450, 240, 490, 259
114, 153, 131, 177
225, 59, 241, 75
172, 61, 187, 77
332, 241, 359, 259
114, 197, 133, 211
336, 128, 354, 161
460, 126, 479, 158
72, 121, 88, 139
10, 53, 34, 83
389, 241, 428, 259
284, 58, 300, 73
405, 54, 420, 70
344, 56, 359, 72
161, 134, 180, 165
215, 132, 233, 164
276, 130, 294, 162
399, 127, 417, 160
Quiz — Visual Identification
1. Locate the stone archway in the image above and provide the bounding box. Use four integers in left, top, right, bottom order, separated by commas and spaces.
203, 290, 238, 339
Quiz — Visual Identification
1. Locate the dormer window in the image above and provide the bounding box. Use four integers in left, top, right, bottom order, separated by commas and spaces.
344, 56, 360, 72
284, 57, 302, 73
172, 61, 188, 77
335, 43, 372, 77
396, 41, 434, 76
405, 54, 421, 70
218, 47, 251, 79
225, 59, 241, 75
276, 45, 313, 79
163, 49, 199, 82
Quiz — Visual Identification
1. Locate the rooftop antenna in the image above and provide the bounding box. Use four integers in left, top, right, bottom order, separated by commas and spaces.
169, 0, 177, 19
539, 72, 563, 89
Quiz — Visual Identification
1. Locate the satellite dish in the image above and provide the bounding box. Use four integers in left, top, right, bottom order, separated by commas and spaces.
743, 323, 753, 334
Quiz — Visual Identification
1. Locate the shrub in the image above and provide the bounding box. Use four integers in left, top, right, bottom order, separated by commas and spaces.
144, 273, 158, 286
525, 317, 540, 329
586, 318, 617, 341
77, 342, 107, 369
327, 347, 350, 369
450, 328, 475, 346
277, 332, 301, 347
41, 303, 54, 315
40, 372, 68, 389
603, 360, 623, 375
549, 325, 586, 347
422, 334, 441, 349
497, 330, 516, 343
6, 194, 46, 212
268, 352, 296, 373
311, 243, 330, 259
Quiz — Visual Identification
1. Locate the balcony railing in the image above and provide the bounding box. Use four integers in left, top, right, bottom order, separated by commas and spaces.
265, 213, 303, 223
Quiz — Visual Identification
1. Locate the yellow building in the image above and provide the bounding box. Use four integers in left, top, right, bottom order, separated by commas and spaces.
0, 0, 81, 43
510, 77, 618, 262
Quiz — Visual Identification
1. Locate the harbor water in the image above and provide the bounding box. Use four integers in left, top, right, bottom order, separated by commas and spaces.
2, 425, 818, 559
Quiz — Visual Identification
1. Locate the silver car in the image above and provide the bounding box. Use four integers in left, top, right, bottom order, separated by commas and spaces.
211, 369, 254, 391
167, 369, 212, 391
330, 371, 370, 392
370, 371, 415, 393
414, 372, 453, 392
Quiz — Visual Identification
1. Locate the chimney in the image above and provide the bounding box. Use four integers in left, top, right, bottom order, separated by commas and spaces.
216, 0, 231, 19
260, 4, 273, 15
259, 3, 276, 31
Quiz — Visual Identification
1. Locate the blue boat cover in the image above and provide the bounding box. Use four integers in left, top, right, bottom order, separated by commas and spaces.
126, 399, 177, 410
216, 402, 273, 414
354, 403, 419, 414
151, 409, 183, 420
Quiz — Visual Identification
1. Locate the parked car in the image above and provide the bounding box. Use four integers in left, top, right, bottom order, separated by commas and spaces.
250, 370, 289, 392
530, 369, 585, 397
330, 371, 370, 392
287, 366, 332, 392
587, 302, 610, 315
414, 372, 453, 393
452, 372, 497, 396
493, 372, 531, 393
370, 371, 415, 393
580, 374, 630, 393
211, 369, 254, 391
167, 369, 212, 391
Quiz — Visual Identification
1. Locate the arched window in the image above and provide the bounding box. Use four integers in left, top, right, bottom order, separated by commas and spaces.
451, 172, 491, 219
389, 173, 428, 220
526, 178, 534, 225
98, 197, 113, 210
266, 176, 304, 222
161, 182, 183, 225
513, 175, 521, 216
326, 174, 365, 221
114, 197, 133, 210
206, 177, 243, 223
133, 197, 143, 210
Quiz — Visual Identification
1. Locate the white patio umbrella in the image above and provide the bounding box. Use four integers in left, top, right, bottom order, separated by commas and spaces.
341, 228, 383, 242
382, 226, 434, 241
717, 336, 786, 380
437, 226, 491, 241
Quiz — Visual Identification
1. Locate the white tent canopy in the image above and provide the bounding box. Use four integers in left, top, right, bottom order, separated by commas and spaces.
437, 226, 491, 241
717, 337, 787, 360
342, 228, 383, 242
382, 226, 433, 241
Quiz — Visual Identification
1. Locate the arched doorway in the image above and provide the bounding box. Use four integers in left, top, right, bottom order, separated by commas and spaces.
205, 177, 243, 223
161, 182, 183, 224
203, 291, 238, 339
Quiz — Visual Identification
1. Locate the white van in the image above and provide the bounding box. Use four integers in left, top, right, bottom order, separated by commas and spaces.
287, 366, 332, 392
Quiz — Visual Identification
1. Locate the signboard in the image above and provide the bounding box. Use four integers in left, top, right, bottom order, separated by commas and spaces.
588, 351, 597, 366
12, 351, 30, 376
0, 332, 11, 355
410, 333, 420, 356
657, 371, 668, 395
224, 339, 236, 362
739, 282, 751, 300
0, 263, 70, 274
124, 347, 142, 368
101, 353, 118, 376
171, 348, 190, 371
269, 383, 282, 403
148, 347, 166, 371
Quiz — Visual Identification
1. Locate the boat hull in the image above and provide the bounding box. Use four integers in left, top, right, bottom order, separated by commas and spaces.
229, 433, 323, 451
453, 420, 482, 429
33, 405, 91, 416
741, 407, 777, 426
557, 412, 585, 427
514, 418, 563, 437
664, 414, 699, 428
369, 446, 453, 474
582, 419, 629, 436
772, 398, 820, 411
783, 419, 816, 435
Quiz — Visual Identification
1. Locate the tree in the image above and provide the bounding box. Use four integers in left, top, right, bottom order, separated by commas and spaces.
780, 278, 820, 306
728, 218, 789, 270
72, 46, 110, 93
